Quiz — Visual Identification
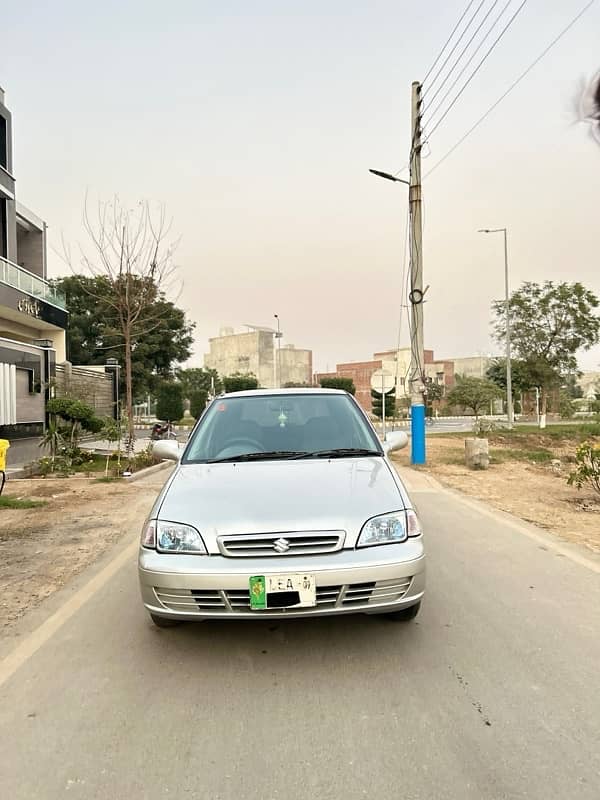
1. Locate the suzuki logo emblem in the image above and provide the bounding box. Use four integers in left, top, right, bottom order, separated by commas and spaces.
273, 537, 291, 554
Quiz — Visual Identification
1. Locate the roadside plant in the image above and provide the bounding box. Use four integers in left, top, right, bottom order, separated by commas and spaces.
567, 441, 600, 497
101, 417, 121, 476
39, 422, 64, 464
472, 419, 497, 437
46, 397, 102, 446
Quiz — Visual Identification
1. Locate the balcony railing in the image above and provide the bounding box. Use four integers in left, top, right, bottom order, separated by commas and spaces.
0, 256, 66, 309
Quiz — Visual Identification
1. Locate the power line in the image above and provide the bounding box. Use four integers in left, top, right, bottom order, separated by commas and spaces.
423, 0, 529, 141
423, 0, 502, 116
422, 0, 513, 129
424, 0, 597, 178
423, 0, 488, 97
422, 0, 478, 84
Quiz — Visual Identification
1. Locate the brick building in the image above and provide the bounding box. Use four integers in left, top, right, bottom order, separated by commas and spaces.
315, 348, 456, 414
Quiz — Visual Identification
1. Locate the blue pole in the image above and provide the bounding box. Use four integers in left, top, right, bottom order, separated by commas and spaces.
411, 403, 426, 464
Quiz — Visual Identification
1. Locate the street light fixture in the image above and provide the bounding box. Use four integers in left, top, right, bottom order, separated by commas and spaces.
478, 228, 514, 430
369, 169, 410, 185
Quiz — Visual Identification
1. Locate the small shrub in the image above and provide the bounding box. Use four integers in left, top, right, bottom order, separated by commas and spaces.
472, 419, 497, 437
567, 441, 600, 497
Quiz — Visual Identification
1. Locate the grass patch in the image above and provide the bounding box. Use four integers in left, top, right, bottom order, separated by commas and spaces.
72, 454, 108, 474
93, 476, 123, 484
492, 447, 554, 464
0, 496, 46, 509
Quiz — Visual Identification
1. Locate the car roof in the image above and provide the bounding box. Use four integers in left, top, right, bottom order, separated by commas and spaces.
219, 388, 348, 399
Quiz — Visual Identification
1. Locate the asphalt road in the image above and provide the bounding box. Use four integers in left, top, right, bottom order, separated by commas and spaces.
1, 470, 599, 799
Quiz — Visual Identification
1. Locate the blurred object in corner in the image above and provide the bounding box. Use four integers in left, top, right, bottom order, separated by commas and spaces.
575, 70, 600, 144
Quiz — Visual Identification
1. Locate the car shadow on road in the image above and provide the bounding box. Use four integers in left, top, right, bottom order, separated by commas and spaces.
143, 612, 426, 674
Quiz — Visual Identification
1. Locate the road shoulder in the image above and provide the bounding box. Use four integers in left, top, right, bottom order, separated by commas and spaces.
395, 464, 600, 576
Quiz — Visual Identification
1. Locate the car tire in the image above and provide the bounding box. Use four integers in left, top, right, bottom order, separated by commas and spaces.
149, 613, 181, 628
378, 601, 421, 622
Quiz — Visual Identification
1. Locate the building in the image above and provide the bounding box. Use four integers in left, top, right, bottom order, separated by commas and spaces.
0, 87, 68, 442
204, 325, 313, 388
449, 355, 493, 379
316, 348, 456, 414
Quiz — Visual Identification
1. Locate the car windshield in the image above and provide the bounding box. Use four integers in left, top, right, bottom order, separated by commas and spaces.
182, 392, 381, 463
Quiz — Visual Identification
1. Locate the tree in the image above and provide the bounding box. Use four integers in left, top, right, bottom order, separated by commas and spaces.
319, 377, 356, 395
424, 380, 444, 417
446, 376, 502, 420
177, 367, 221, 398
223, 373, 259, 393
492, 282, 600, 418
563, 372, 584, 400
46, 397, 103, 446
486, 358, 533, 397
189, 389, 209, 418
371, 389, 396, 419
62, 197, 187, 456
156, 382, 184, 422
559, 391, 575, 419
55, 275, 194, 398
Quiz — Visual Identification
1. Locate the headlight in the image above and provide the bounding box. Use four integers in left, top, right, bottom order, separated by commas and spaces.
142, 520, 207, 554
357, 510, 422, 548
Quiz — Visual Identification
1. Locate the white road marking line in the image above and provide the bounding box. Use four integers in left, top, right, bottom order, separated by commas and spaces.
0, 538, 138, 690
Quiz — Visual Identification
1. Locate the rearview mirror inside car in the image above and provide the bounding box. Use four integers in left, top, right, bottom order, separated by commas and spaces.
383, 430, 409, 455
153, 440, 181, 462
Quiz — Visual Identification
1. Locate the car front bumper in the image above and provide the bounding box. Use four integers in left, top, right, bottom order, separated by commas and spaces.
138, 539, 426, 620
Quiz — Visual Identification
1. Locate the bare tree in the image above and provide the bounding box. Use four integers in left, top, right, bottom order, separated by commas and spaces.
63, 197, 179, 459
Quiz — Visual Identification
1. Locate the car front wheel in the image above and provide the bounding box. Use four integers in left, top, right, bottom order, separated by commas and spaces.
378, 601, 421, 622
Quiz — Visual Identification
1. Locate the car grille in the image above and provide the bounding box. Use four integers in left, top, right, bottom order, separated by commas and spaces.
218, 531, 344, 558
154, 577, 412, 615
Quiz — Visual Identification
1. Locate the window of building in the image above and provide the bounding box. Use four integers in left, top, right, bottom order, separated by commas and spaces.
0, 198, 7, 258
0, 116, 7, 170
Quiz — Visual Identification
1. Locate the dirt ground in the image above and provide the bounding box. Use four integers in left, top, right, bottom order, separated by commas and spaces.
0, 472, 166, 638
394, 435, 600, 554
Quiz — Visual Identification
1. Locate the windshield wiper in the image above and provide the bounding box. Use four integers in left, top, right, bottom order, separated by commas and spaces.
207, 450, 309, 464
293, 448, 382, 459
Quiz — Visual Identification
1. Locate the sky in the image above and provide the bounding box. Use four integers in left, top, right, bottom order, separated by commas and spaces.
2, 0, 600, 373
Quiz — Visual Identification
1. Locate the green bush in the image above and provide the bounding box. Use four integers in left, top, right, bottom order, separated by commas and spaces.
223, 373, 259, 393
189, 389, 209, 418
156, 382, 184, 422
567, 441, 600, 497
319, 377, 356, 395
371, 389, 395, 419
46, 397, 103, 443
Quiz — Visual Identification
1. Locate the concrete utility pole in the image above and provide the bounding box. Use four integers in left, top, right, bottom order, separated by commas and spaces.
408, 81, 426, 464
479, 227, 514, 429
368, 81, 425, 463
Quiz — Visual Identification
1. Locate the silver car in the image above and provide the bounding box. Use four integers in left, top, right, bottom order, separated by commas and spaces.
139, 389, 425, 626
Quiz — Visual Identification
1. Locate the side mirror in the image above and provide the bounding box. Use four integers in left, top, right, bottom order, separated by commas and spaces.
383, 430, 408, 455
153, 440, 181, 462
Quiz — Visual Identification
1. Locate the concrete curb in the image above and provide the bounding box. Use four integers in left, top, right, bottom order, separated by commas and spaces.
124, 460, 172, 482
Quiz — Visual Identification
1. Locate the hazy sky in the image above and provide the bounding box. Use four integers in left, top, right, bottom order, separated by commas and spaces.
2, 0, 600, 372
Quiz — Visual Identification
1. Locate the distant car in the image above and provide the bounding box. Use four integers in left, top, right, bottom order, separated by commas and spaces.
138, 389, 426, 626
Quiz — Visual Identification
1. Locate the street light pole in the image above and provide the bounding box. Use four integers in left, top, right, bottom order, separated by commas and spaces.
479, 227, 514, 430
408, 81, 426, 464
368, 80, 426, 465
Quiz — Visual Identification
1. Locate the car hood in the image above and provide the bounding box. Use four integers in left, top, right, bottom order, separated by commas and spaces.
158, 457, 404, 547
